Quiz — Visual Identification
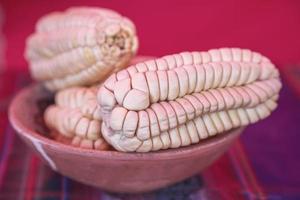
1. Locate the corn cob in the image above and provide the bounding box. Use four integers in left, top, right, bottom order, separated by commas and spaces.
26, 7, 138, 91
44, 86, 110, 150
98, 48, 281, 152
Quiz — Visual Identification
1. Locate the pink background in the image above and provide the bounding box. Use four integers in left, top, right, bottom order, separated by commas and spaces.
2, 0, 300, 71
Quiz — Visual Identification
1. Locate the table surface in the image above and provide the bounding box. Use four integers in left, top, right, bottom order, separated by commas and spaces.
0, 69, 299, 200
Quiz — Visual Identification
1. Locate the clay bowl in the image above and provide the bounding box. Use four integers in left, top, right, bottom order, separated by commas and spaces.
9, 84, 244, 193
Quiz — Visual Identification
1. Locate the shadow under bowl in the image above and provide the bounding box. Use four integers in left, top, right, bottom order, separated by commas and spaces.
9, 84, 244, 193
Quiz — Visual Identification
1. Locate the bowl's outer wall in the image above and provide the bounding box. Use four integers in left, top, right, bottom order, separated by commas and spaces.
9, 84, 243, 193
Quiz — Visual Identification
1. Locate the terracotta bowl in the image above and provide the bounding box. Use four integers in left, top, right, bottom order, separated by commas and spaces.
9, 84, 244, 193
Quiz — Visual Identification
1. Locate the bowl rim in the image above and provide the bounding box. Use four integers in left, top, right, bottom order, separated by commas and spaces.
9, 84, 243, 161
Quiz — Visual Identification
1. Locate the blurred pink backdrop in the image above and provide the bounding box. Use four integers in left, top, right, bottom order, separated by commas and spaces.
1, 0, 300, 71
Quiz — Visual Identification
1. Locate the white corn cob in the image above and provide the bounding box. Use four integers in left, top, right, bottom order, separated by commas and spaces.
98, 47, 281, 152
25, 7, 138, 91
44, 86, 110, 150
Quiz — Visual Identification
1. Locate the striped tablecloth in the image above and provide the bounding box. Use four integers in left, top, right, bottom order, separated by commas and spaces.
0, 69, 299, 200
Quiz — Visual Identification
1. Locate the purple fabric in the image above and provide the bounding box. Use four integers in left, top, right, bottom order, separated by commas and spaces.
241, 83, 300, 199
